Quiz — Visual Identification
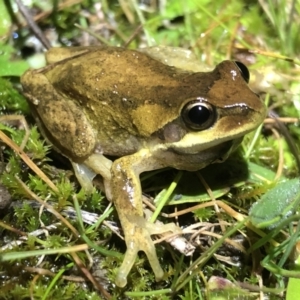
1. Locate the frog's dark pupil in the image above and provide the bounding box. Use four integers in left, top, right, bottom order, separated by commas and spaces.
235, 61, 250, 83
188, 105, 210, 125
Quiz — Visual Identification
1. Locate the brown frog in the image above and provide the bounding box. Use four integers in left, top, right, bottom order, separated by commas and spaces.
21, 46, 266, 287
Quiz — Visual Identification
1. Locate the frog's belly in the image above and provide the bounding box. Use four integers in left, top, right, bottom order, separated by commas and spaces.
155, 139, 241, 171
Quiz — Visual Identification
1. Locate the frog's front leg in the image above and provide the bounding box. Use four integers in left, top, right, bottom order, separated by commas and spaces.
111, 150, 181, 287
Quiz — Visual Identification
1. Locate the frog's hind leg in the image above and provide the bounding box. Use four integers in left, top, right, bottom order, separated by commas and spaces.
72, 153, 113, 195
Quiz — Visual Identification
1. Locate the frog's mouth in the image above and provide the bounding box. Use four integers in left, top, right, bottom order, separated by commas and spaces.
169, 136, 243, 156
156, 137, 243, 172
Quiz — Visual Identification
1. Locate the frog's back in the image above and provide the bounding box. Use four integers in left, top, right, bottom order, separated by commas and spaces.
45, 47, 209, 139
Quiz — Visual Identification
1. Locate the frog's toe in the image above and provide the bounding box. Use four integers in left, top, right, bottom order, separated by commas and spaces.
116, 227, 164, 287
115, 246, 138, 287
116, 214, 182, 287
137, 229, 164, 281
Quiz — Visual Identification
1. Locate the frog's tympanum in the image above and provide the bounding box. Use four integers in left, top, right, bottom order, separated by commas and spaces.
21, 46, 266, 287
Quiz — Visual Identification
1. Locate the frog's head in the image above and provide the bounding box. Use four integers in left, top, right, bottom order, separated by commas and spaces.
139, 60, 266, 169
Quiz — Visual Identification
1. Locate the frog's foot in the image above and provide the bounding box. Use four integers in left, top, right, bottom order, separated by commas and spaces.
115, 215, 180, 287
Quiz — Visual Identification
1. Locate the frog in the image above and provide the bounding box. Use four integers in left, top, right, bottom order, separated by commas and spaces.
21, 45, 266, 287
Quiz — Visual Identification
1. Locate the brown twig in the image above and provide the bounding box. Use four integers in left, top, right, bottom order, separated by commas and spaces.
15, 0, 51, 49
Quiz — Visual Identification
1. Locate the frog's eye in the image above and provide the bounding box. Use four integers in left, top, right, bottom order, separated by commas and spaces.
234, 61, 250, 83
182, 101, 216, 131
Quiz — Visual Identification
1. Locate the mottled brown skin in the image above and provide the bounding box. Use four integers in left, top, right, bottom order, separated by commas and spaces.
21, 46, 266, 287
